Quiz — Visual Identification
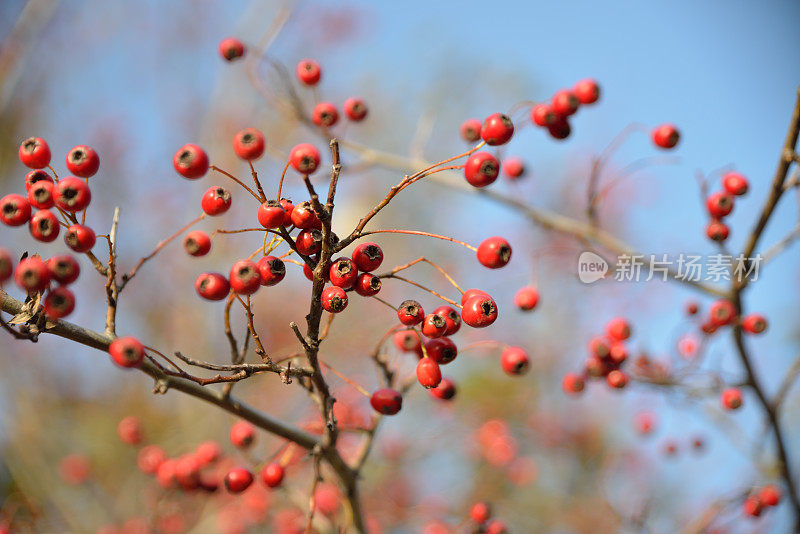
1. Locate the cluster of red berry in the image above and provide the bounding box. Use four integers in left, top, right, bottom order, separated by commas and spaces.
561, 317, 632, 395
705, 172, 750, 242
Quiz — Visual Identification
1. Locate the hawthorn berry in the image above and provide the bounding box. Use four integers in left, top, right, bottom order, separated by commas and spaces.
219, 38, 245, 61
109, 336, 145, 368
722, 171, 749, 196
354, 273, 381, 296
370, 388, 403, 415
606, 369, 628, 389
52, 177, 91, 213
229, 260, 261, 295
397, 299, 424, 326
609, 342, 628, 365
65, 145, 100, 177
416, 357, 442, 389
514, 286, 539, 311
137, 445, 167, 474
460, 118, 482, 142
194, 441, 222, 467
257, 200, 286, 229
430, 377, 456, 400
477, 236, 512, 269
183, 230, 211, 256
295, 229, 322, 255
486, 520, 509, 534
760, 484, 782, 507
230, 421, 256, 448
551, 89, 579, 117
547, 118, 571, 140
651, 124, 680, 149
531, 104, 556, 127
231, 127, 267, 160
424, 337, 457, 364
393, 330, 422, 354
224, 468, 254, 493
351, 242, 383, 272
706, 219, 729, 242
460, 288, 490, 305
573, 78, 601, 104
742, 313, 768, 334
329, 258, 359, 289
709, 299, 736, 327
312, 102, 339, 128
175, 455, 201, 490
289, 144, 321, 174
470, 501, 492, 524
256, 255, 286, 286
279, 198, 295, 224
706, 191, 734, 218
502, 157, 525, 179
261, 462, 285, 488
721, 387, 743, 410
743, 495, 763, 517
290, 201, 320, 229
201, 186, 231, 216
321, 286, 348, 313
296, 58, 321, 85
344, 97, 368, 121
500, 346, 529, 375
606, 317, 631, 341
562, 373, 585, 395
432, 305, 461, 336
480, 113, 514, 145
30, 209, 60, 242
464, 152, 499, 187
28, 180, 55, 209
421, 313, 447, 338
156, 459, 178, 489
0, 194, 32, 226
195, 272, 230, 301
18, 137, 51, 169
24, 169, 53, 191
173, 144, 209, 179
47, 255, 80, 284
63, 224, 95, 253
686, 301, 699, 315
44, 286, 75, 318
0, 249, 11, 284
117, 416, 143, 445
15, 257, 50, 293
461, 294, 498, 328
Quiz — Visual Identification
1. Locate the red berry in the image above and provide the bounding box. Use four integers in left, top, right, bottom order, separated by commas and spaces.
312, 102, 339, 128
706, 191, 734, 218
760, 484, 782, 507
416, 357, 442, 389
173, 144, 209, 179
460, 288, 490, 306
183, 230, 211, 256
421, 313, 447, 338
0, 249, 12, 284
30, 209, 60, 242
514, 286, 539, 311
722, 172, 748, 196
743, 495, 763, 517
321, 286, 348, 313
706, 219, 729, 242
606, 369, 628, 389
28, 180, 55, 209
156, 459, 177, 489
224, 468, 254, 493
460, 118, 482, 142
295, 229, 322, 255
201, 186, 231, 216
709, 299, 736, 327
397, 299, 424, 326
289, 144, 321, 174
477, 236, 512, 269
606, 317, 631, 341
256, 255, 286, 286
279, 198, 295, 224
175, 454, 201, 490
0, 194, 32, 226
464, 152, 499, 187
344, 97, 368, 121
502, 157, 525, 179
609, 342, 628, 365
296, 59, 321, 85
230, 421, 256, 448
64, 224, 96, 253
47, 255, 80, 284
686, 301, 699, 315
219, 38, 245, 61
651, 124, 680, 149
329, 258, 359, 289
65, 145, 100, 178
721, 387, 743, 410
109, 336, 145, 368
486, 520, 508, 534
194, 272, 230, 301
470, 502, 492, 524
257, 200, 286, 229
551, 89, 579, 116
290, 201, 320, 229
588, 336, 612, 358
562, 373, 585, 395
370, 388, 403, 415
18, 137, 51, 169
500, 346, 529, 375
44, 286, 76, 318
393, 330, 422, 354
531, 103, 557, 126
424, 337, 457, 364
430, 377, 457, 400
229, 260, 261, 295
354, 273, 381, 296
480, 113, 514, 145
461, 295, 498, 328
547, 118, 571, 139
137, 445, 167, 474
232, 128, 265, 160
741, 313, 768, 334
54, 176, 92, 212
261, 463, 285, 488
194, 441, 222, 467
432, 305, 461, 336
351, 242, 383, 272
15, 257, 50, 293
24, 169, 54, 191
117, 416, 143, 445
573, 79, 600, 104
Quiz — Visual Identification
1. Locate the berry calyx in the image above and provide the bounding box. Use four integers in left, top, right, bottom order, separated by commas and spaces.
219, 38, 245, 61
109, 336, 145, 368
18, 137, 51, 169
397, 299, 424, 326
464, 152, 499, 188
477, 236, 512, 269
651, 124, 680, 149
351, 242, 383, 272
461, 295, 498, 328
24, 170, 53, 191
289, 144, 321, 174
173, 144, 209, 179
30, 209, 60, 242
54, 176, 92, 212
183, 230, 211, 257
0, 194, 32, 226
344, 97, 368, 121
261, 463, 285, 488
480, 113, 514, 145
65, 145, 100, 178
232, 128, 265, 160
460, 118, 482, 142
296, 59, 321, 85
416, 357, 442, 389
224, 468, 254, 493
370, 388, 403, 415
229, 260, 261, 295
200, 186, 232, 216
256, 255, 286, 286
195, 273, 230, 301
312, 102, 339, 128
500, 346, 529, 375
321, 286, 348, 313
721, 387, 743, 410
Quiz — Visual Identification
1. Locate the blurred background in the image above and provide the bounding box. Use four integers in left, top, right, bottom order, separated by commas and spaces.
0, 0, 799, 532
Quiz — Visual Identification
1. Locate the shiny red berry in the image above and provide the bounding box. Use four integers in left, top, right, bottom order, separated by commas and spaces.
721, 387, 742, 410
201, 186, 231, 216
432, 305, 461, 336
229, 260, 261, 295
30, 209, 60, 242
295, 229, 322, 255
416, 357, 442, 389
44, 286, 75, 318
64, 224, 96, 253
54, 177, 91, 212
351, 242, 383, 272
256, 256, 286, 286
464, 152, 499, 187
28, 180, 55, 209
502, 157, 525, 179
18, 137, 51, 169
256, 200, 286, 229
531, 104, 556, 126
15, 257, 50, 293
47, 255, 80, 284
344, 97, 368, 121
551, 89, 579, 116
109, 336, 145, 368
184, 230, 211, 256
477, 236, 512, 268
500, 346, 529, 375
279, 198, 294, 224
354, 273, 381, 296
514, 286, 539, 311
460, 288, 490, 306
573, 79, 600, 104
742, 313, 768, 334
706, 219, 729, 241
66, 145, 100, 177
329, 258, 358, 289
421, 313, 447, 339
290, 201, 319, 229
424, 337, 457, 364
461, 295, 498, 328
706, 191, 734, 218
370, 388, 403, 415
261, 463, 285, 488
0, 194, 31, 226
173, 144, 209, 179
722, 172, 748, 196
219, 38, 245, 61
289, 144, 321, 174
460, 118, 482, 142
430, 377, 456, 400
296, 59, 321, 85
652, 124, 680, 149
312, 102, 339, 128
233, 128, 265, 160
24, 170, 53, 191
397, 299, 424, 325
321, 286, 348, 313
480, 113, 514, 145
230, 421, 256, 448
224, 468, 254, 493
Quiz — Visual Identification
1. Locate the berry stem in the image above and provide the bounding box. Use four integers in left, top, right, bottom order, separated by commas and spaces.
210, 165, 262, 202
358, 229, 477, 251
318, 359, 370, 397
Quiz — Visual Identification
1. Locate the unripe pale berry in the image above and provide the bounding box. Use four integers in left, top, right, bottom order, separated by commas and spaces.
219, 38, 245, 61
312, 102, 339, 127
184, 230, 211, 256
500, 346, 529, 375
296, 59, 321, 85
480, 113, 514, 145
651, 124, 680, 149
344, 97, 368, 121
370, 388, 403, 415
397, 299, 424, 326
464, 152, 499, 187
195, 272, 230, 301
173, 144, 209, 179
201, 186, 231, 216
416, 357, 442, 389
477, 236, 512, 268
351, 242, 383, 272
109, 336, 145, 368
65, 145, 100, 177
0, 194, 32, 226
321, 286, 348, 313
460, 118, 482, 142
18, 137, 51, 169
229, 260, 261, 295
514, 286, 539, 311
